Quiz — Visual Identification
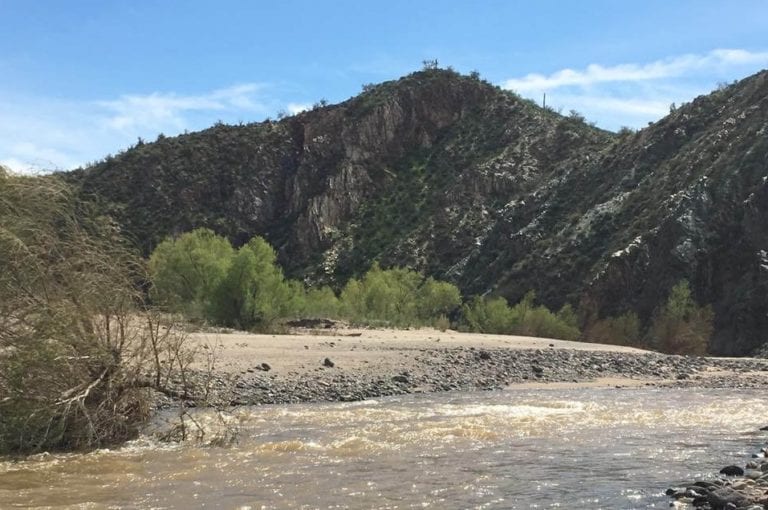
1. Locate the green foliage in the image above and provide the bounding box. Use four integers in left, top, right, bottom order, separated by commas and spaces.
417, 277, 462, 320
462, 296, 515, 333
585, 311, 642, 346
650, 280, 713, 355
461, 292, 580, 340
208, 237, 293, 329
340, 263, 461, 327
299, 285, 341, 318
150, 229, 306, 330
148, 228, 233, 319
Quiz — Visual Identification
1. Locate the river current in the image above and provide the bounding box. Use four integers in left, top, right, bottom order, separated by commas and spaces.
1, 387, 767, 509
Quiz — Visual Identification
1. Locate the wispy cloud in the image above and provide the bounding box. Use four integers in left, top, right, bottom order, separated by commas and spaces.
0, 83, 327, 173
503, 49, 768, 92
501, 48, 768, 129
98, 83, 267, 132
0, 80, 345, 173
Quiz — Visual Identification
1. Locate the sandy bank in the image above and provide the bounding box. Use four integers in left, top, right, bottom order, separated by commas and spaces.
190, 327, 650, 375
172, 328, 768, 406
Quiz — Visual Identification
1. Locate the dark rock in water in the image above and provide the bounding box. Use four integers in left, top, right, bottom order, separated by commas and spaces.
323, 358, 335, 368
760, 425, 768, 431
707, 487, 752, 508
260, 362, 271, 371
720, 465, 745, 476
391, 375, 409, 384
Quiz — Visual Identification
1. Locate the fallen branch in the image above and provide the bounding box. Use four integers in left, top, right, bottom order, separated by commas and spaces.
55, 367, 109, 406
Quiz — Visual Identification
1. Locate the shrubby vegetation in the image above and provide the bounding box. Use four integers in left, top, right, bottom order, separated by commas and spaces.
583, 280, 713, 354
584, 311, 642, 347
461, 292, 581, 340
340, 263, 460, 327
151, 229, 723, 349
0, 170, 192, 454
149, 229, 312, 330
649, 280, 713, 355
149, 230, 459, 329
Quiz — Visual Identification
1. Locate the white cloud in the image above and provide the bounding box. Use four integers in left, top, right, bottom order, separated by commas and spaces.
0, 83, 272, 173
286, 102, 311, 115
558, 95, 670, 117
501, 48, 768, 130
98, 83, 267, 132
502, 48, 768, 92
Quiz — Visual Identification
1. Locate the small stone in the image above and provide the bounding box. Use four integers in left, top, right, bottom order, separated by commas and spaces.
260, 362, 271, 372
392, 375, 409, 384
323, 358, 335, 368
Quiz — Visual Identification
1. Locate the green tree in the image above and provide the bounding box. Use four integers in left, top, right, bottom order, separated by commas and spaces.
462, 296, 514, 333
417, 277, 462, 320
206, 236, 295, 329
301, 285, 341, 318
461, 292, 580, 340
650, 280, 713, 355
340, 264, 461, 327
148, 228, 233, 318
585, 311, 641, 346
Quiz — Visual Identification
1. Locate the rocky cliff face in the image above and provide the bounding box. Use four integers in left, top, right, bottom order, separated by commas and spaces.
68, 68, 768, 355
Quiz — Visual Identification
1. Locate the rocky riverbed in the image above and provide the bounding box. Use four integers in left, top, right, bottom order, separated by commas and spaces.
667, 437, 768, 509
157, 328, 768, 407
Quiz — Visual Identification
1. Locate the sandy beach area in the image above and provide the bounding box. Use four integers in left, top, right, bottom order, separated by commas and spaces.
165, 326, 768, 406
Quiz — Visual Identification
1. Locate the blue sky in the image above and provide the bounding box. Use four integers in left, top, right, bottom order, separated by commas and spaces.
1, 0, 767, 172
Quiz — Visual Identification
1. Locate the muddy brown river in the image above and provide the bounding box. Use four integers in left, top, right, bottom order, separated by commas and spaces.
1, 387, 767, 509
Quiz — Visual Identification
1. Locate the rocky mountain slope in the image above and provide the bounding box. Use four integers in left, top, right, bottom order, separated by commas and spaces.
67, 68, 768, 354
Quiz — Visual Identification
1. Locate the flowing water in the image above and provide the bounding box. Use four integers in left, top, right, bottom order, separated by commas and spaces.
2, 387, 767, 509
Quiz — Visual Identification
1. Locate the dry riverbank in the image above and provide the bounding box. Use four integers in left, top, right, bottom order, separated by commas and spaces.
159, 327, 768, 407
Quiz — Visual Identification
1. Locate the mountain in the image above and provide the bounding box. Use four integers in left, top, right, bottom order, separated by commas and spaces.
66, 68, 768, 355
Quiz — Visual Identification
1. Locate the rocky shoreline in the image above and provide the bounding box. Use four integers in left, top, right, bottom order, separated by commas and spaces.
667, 438, 768, 509
163, 344, 768, 408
